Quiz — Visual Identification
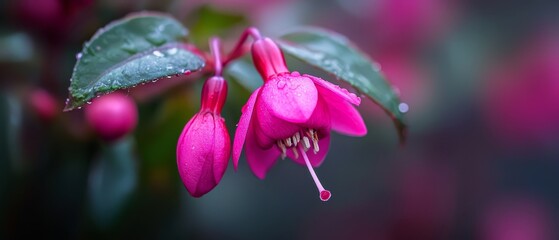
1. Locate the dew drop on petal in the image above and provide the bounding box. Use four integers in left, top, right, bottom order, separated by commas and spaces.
398, 102, 409, 113
320, 190, 331, 201
75, 53, 83, 59
277, 80, 286, 89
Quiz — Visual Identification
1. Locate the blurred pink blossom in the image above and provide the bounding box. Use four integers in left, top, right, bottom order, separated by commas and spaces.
85, 92, 138, 141
367, 0, 456, 51
481, 197, 555, 240
28, 89, 60, 121
484, 31, 559, 145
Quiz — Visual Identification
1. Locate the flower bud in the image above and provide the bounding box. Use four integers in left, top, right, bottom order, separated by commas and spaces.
29, 89, 59, 121
177, 77, 231, 197
85, 93, 137, 141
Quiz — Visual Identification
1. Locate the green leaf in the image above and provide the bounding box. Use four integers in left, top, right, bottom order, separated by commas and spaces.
65, 12, 205, 111
277, 27, 407, 143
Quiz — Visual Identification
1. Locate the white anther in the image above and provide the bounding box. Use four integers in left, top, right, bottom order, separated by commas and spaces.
303, 136, 311, 149
286, 138, 292, 147
278, 140, 287, 159
313, 140, 320, 154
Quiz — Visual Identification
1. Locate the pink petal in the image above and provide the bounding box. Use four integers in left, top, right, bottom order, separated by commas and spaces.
233, 87, 261, 170
318, 93, 367, 136
331, 103, 367, 136
307, 75, 361, 105
254, 99, 302, 147
260, 74, 318, 123
213, 117, 231, 183
310, 75, 367, 136
287, 134, 331, 167
176, 113, 231, 197
302, 96, 331, 130
245, 122, 280, 179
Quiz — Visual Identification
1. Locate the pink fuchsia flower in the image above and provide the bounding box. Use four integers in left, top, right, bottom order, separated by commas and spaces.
85, 92, 137, 141
233, 37, 367, 201
177, 76, 231, 197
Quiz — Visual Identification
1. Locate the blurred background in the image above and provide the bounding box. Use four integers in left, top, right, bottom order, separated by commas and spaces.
1, 0, 559, 239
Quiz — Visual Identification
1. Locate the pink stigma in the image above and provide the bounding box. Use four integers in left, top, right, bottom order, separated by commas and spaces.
298, 145, 331, 202
320, 190, 331, 201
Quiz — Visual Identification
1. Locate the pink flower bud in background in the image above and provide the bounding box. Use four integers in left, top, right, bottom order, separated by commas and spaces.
85, 93, 138, 142
28, 89, 59, 121
11, 0, 93, 39
177, 76, 231, 197
368, 0, 455, 50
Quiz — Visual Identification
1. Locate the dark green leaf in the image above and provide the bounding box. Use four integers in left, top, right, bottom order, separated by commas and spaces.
277, 27, 407, 143
65, 12, 205, 111
88, 137, 137, 228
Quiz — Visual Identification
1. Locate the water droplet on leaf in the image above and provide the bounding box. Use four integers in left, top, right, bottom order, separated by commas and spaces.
167, 48, 178, 55
398, 103, 409, 113
153, 51, 164, 57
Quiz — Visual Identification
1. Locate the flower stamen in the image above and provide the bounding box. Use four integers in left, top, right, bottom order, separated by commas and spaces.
277, 140, 287, 159
286, 137, 292, 147
298, 144, 331, 201
303, 136, 311, 150
292, 147, 299, 159
276, 129, 321, 159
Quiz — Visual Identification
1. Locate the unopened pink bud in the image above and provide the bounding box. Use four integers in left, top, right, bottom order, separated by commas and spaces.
177, 76, 231, 197
85, 93, 137, 141
29, 89, 59, 121
176, 112, 231, 197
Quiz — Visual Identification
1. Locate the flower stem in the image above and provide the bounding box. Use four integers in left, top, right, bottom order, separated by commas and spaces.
209, 37, 223, 76
223, 27, 263, 66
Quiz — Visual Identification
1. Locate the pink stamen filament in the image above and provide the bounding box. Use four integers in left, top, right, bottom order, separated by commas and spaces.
298, 144, 331, 201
